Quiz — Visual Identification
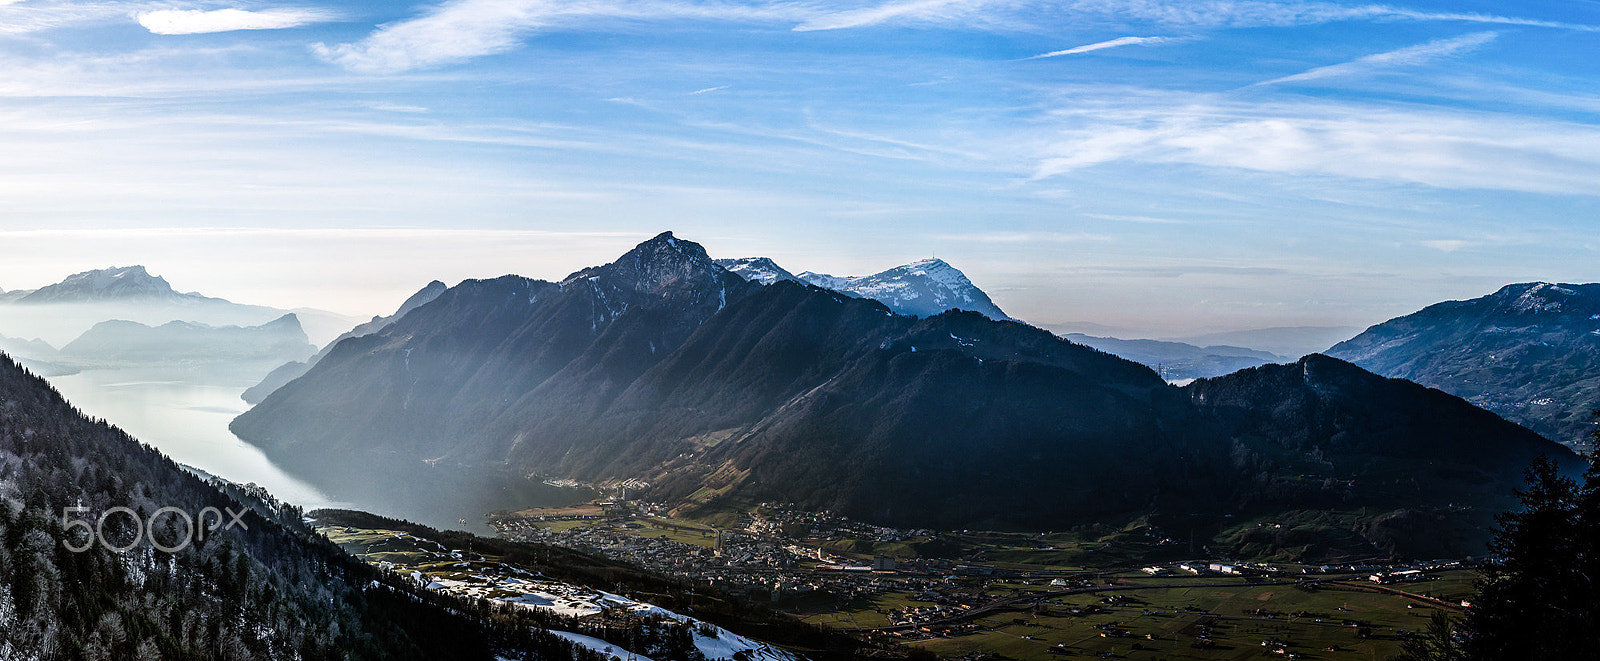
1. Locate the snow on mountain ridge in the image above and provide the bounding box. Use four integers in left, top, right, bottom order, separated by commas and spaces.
16, 265, 196, 304
713, 257, 799, 285
792, 271, 851, 290
794, 257, 1009, 321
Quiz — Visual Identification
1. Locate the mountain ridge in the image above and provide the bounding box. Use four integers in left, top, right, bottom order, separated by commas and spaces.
13, 265, 211, 304
231, 233, 1578, 554
1327, 281, 1600, 450
242, 280, 447, 403
60, 313, 315, 366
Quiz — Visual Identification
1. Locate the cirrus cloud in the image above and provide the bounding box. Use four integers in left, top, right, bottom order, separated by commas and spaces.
1024, 36, 1173, 59
1256, 31, 1499, 86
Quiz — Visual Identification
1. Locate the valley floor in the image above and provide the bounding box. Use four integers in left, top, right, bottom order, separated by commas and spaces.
484, 501, 1480, 661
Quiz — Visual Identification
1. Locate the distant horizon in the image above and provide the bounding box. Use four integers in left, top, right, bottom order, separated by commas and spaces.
0, 229, 1572, 341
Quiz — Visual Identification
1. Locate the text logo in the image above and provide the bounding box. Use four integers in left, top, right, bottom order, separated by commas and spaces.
61, 506, 249, 553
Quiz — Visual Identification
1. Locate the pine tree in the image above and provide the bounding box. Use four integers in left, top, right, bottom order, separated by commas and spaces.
1461, 446, 1600, 659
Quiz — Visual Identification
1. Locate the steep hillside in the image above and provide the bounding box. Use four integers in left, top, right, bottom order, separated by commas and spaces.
232, 233, 1577, 551
1184, 354, 1581, 557
232, 232, 756, 487
1327, 282, 1600, 449
233, 234, 1211, 528
0, 353, 509, 659
243, 281, 447, 403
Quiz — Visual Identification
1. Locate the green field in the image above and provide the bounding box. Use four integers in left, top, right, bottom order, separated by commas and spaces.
474, 509, 1481, 660
791, 572, 1476, 661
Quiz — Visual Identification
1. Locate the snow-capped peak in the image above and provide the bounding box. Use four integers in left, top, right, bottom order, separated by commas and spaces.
16, 265, 197, 304
714, 257, 800, 286
796, 258, 1009, 321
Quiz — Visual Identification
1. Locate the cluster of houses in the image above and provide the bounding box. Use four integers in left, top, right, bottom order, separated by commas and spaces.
1368, 569, 1429, 584
745, 504, 932, 543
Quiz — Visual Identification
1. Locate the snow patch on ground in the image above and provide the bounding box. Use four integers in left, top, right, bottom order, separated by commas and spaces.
550, 631, 655, 661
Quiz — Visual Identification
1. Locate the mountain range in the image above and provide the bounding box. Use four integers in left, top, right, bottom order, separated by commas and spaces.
59, 314, 316, 367
1060, 333, 1282, 381
718, 255, 1318, 379
1165, 326, 1365, 361
0, 265, 359, 347
1328, 282, 1600, 450
231, 233, 1576, 555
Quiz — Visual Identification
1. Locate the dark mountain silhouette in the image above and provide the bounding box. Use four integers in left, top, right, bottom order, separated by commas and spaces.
233, 232, 756, 487
233, 234, 1577, 553
1327, 282, 1600, 450
1181, 354, 1580, 557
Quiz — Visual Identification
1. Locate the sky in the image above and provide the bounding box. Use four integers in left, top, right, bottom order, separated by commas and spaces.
1, 0, 1598, 337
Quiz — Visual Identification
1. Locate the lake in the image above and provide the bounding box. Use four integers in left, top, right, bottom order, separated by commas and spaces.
46, 363, 346, 509
45, 363, 592, 533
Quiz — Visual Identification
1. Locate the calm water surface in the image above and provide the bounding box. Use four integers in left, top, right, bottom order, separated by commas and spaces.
46, 364, 345, 509
44, 363, 592, 533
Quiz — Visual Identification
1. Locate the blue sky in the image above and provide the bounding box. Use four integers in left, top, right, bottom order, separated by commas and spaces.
1, 0, 1598, 336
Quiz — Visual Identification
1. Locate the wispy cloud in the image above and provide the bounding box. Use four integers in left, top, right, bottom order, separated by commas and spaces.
1420, 239, 1471, 252
313, 0, 561, 74
1027, 94, 1600, 195
313, 0, 806, 73
932, 231, 1114, 243
138, 8, 336, 35
1256, 32, 1499, 86
809, 0, 1600, 37
1083, 213, 1186, 225
689, 85, 731, 95
1024, 36, 1171, 59
0, 1, 127, 34
792, 0, 998, 32
309, 0, 1598, 73
795, 0, 1600, 32
370, 103, 431, 113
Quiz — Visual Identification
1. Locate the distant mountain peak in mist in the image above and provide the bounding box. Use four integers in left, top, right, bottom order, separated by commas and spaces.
15, 265, 211, 304
794, 257, 1010, 321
